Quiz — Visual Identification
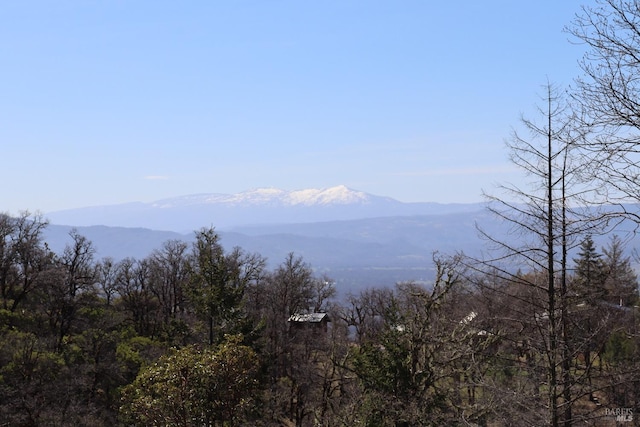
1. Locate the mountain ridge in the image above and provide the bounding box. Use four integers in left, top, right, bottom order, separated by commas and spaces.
40, 197, 640, 291
42, 211, 494, 291
45, 185, 486, 232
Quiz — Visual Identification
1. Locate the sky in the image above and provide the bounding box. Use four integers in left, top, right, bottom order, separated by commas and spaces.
1, 1, 596, 214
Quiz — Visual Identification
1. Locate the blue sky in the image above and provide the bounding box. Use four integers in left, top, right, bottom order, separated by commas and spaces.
1, 1, 593, 214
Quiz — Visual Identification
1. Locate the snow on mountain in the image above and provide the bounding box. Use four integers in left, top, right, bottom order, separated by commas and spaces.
151, 185, 373, 208
286, 185, 371, 205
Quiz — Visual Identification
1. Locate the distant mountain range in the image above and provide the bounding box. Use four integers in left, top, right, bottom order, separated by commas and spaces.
40, 186, 640, 293
43, 211, 499, 292
45, 185, 486, 232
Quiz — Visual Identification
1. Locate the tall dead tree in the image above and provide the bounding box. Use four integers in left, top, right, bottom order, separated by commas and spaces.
474, 83, 602, 426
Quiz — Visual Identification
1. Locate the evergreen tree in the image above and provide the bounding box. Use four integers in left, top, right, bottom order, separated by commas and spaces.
572, 235, 606, 304
186, 227, 265, 346
602, 235, 638, 307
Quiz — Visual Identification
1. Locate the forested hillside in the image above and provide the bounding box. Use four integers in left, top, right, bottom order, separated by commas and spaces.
0, 212, 638, 426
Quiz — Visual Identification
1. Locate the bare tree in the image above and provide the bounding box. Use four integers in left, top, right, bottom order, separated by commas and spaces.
42, 229, 98, 349
568, 0, 640, 212
473, 83, 605, 426
147, 239, 190, 331
0, 212, 51, 313
95, 257, 118, 306
114, 257, 159, 337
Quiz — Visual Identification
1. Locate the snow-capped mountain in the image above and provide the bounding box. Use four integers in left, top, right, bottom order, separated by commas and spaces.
45, 185, 485, 232
151, 185, 377, 208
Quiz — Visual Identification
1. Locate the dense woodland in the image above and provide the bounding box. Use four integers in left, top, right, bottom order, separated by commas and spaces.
5, 0, 640, 425
0, 212, 638, 426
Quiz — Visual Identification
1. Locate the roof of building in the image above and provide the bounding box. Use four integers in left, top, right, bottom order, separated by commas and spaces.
288, 312, 330, 323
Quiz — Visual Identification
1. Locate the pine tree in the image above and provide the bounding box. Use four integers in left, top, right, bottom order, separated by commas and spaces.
572, 235, 606, 304
602, 235, 638, 307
